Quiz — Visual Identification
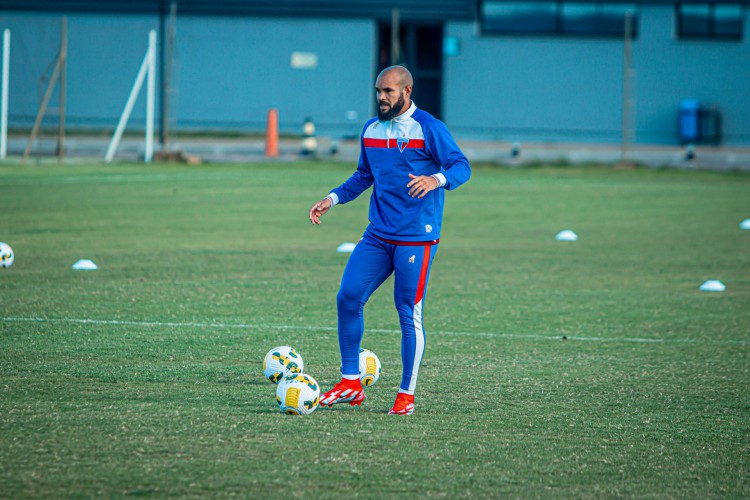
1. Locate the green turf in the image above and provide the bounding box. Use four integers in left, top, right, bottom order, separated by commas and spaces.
1, 161, 748, 498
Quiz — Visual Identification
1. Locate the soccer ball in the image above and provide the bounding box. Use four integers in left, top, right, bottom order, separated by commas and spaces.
0, 242, 13, 268
276, 373, 320, 415
359, 348, 381, 386
263, 346, 304, 383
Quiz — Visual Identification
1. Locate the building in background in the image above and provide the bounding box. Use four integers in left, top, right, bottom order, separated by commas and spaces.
0, 0, 748, 146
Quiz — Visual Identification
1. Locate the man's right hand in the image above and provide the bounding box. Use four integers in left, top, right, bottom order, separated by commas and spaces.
309, 197, 333, 225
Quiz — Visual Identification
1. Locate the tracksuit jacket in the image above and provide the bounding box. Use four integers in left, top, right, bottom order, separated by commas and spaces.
329, 102, 471, 242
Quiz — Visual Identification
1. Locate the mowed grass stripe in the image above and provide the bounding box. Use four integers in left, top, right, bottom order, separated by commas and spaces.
3, 315, 749, 345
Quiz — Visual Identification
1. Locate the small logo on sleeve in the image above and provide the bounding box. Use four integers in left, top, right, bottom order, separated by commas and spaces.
425, 225, 433, 233
397, 137, 410, 153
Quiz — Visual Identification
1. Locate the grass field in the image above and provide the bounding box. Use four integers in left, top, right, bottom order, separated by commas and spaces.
1, 160, 749, 498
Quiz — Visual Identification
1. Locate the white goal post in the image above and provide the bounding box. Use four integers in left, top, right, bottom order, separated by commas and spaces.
105, 30, 156, 163
1, 29, 10, 160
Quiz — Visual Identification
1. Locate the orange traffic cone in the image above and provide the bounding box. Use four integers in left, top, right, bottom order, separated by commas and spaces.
265, 108, 279, 157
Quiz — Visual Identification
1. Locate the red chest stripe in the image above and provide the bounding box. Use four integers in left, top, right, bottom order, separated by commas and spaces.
363, 138, 425, 149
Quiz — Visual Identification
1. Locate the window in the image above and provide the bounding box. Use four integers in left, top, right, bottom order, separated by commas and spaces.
677, 3, 744, 40
482, 2, 558, 34
480, 2, 638, 38
562, 3, 637, 36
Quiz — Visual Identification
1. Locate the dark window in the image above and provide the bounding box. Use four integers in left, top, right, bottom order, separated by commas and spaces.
482, 2, 558, 34
562, 3, 637, 36
677, 3, 744, 40
480, 1, 638, 38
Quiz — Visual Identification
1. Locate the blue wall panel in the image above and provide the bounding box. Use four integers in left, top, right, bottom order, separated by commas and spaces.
444, 5, 750, 145
0, 12, 374, 136
174, 15, 374, 135
69, 14, 161, 126
2, 6, 748, 146
0, 12, 160, 128
444, 23, 625, 143
634, 4, 750, 145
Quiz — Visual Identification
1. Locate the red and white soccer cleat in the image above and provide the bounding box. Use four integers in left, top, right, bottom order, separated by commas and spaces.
388, 393, 415, 415
319, 378, 365, 407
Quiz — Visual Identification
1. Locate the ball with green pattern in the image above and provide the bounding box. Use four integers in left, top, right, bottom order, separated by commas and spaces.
0, 242, 14, 268
359, 348, 382, 387
263, 346, 304, 383
276, 373, 320, 415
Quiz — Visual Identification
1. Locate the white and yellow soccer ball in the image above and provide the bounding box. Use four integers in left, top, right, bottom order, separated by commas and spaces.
359, 348, 381, 387
263, 346, 304, 383
0, 242, 14, 268
276, 373, 320, 415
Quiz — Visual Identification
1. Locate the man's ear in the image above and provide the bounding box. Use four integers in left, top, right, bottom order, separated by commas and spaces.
404, 85, 413, 99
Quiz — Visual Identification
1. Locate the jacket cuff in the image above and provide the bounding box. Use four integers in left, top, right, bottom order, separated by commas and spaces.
326, 193, 340, 206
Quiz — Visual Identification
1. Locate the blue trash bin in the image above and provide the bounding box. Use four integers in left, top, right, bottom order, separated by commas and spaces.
679, 99, 700, 144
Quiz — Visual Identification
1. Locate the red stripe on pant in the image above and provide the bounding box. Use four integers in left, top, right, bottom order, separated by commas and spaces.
414, 245, 431, 305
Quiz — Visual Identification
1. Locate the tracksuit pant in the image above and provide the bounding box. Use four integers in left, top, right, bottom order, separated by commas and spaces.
337, 231, 438, 394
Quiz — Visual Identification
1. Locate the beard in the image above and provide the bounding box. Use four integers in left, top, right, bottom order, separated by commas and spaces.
377, 92, 406, 121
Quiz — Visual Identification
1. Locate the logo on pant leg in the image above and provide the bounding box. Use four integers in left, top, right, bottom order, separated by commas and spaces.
409, 255, 415, 264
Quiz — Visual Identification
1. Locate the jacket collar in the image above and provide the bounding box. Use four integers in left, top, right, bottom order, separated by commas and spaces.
394, 101, 417, 122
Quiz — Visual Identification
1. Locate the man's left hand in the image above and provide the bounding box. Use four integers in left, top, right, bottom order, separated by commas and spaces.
407, 174, 439, 199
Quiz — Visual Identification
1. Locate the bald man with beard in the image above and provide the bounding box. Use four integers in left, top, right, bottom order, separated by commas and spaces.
309, 65, 471, 415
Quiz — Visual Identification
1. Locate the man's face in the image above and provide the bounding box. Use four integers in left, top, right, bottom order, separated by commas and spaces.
376, 73, 408, 121
377, 91, 405, 121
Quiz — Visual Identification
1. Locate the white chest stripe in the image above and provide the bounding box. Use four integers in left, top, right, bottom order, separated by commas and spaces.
365, 118, 425, 141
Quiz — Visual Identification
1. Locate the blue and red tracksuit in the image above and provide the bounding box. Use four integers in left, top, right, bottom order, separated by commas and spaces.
327, 102, 471, 394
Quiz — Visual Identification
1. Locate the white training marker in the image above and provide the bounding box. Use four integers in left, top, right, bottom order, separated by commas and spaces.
336, 242, 356, 253
72, 259, 98, 270
740, 219, 750, 230
699, 280, 726, 292
555, 230, 578, 242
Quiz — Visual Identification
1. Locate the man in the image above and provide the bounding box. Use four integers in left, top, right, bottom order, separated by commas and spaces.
308, 65, 471, 415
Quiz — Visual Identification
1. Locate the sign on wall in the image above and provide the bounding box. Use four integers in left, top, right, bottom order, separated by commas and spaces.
291, 51, 318, 69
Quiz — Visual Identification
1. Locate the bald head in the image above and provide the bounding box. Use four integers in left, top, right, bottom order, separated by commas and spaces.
377, 65, 414, 90
375, 65, 413, 121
